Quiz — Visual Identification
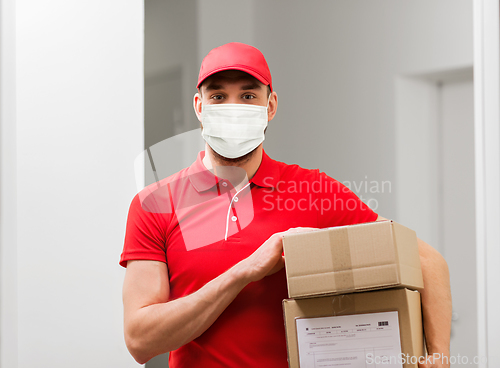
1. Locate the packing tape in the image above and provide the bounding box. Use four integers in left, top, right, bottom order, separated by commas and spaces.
331, 293, 355, 316
329, 229, 355, 292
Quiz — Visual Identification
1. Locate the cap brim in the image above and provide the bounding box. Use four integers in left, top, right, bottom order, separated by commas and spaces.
197, 66, 272, 91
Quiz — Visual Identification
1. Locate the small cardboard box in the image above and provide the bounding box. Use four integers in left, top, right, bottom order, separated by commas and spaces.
282, 220, 423, 298
283, 288, 424, 368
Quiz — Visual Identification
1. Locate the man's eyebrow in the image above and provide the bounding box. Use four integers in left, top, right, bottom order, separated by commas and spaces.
240, 82, 261, 90
204, 83, 224, 92
203, 80, 262, 92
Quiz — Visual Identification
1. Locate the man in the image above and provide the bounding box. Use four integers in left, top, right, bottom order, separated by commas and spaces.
120, 42, 451, 368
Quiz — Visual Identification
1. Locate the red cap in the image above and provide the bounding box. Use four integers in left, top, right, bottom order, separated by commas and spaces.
197, 42, 273, 92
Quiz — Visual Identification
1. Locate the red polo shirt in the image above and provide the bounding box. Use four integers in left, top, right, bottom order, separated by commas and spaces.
120, 150, 378, 368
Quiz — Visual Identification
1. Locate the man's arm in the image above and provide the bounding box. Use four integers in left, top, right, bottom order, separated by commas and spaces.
417, 237, 452, 364
122, 228, 312, 364
376, 216, 451, 366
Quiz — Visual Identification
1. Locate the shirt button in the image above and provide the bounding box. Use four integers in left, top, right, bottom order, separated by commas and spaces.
221, 182, 228, 187
231, 216, 237, 222
233, 197, 239, 202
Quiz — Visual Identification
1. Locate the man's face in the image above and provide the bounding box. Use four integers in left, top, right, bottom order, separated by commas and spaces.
194, 70, 277, 123
193, 70, 278, 165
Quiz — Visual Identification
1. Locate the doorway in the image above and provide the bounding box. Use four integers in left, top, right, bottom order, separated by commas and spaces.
396, 67, 476, 364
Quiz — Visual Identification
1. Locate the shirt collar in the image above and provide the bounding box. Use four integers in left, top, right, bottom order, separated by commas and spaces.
187, 151, 220, 192
250, 150, 280, 188
187, 150, 280, 192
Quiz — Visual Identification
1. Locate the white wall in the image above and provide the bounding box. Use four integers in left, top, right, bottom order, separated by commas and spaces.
0, 0, 18, 366
197, 0, 254, 64
15, 0, 144, 367
253, 0, 473, 219
145, 0, 198, 137
395, 76, 441, 247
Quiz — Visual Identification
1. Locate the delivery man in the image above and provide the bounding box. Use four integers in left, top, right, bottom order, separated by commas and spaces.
120, 42, 451, 368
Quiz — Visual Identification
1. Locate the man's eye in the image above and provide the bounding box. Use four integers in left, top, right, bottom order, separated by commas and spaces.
211, 95, 224, 100
242, 95, 255, 100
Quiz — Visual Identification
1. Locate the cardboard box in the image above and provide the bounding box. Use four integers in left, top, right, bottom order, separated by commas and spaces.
283, 288, 424, 368
282, 220, 423, 298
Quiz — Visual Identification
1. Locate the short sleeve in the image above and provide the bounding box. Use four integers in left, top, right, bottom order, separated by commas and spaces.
119, 193, 169, 268
316, 172, 378, 228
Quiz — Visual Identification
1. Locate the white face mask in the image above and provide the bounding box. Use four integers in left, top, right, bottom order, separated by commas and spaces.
200, 95, 271, 159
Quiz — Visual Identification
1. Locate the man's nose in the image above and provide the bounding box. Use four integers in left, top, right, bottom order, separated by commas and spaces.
224, 96, 241, 104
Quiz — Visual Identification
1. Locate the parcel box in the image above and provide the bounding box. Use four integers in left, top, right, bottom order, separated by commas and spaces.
283, 288, 424, 368
282, 220, 423, 298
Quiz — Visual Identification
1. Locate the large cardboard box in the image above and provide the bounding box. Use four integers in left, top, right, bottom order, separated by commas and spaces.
283, 288, 424, 368
282, 220, 423, 298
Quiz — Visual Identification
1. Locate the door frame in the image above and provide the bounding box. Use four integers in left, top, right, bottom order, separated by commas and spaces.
0, 0, 18, 367
473, 0, 500, 366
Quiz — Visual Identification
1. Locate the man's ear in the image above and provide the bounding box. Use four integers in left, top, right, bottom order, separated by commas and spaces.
194, 92, 203, 123
267, 91, 278, 122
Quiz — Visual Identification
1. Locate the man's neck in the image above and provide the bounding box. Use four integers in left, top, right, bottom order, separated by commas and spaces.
202, 145, 263, 190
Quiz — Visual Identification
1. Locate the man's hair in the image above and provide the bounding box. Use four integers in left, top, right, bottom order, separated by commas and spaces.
199, 85, 271, 98
198, 70, 272, 98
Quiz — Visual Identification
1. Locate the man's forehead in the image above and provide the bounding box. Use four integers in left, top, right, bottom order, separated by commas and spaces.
201, 70, 265, 90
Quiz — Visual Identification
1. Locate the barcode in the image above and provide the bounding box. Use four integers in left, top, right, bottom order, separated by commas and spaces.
378, 321, 389, 326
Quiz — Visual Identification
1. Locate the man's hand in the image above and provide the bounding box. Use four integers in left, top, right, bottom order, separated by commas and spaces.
238, 227, 318, 283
